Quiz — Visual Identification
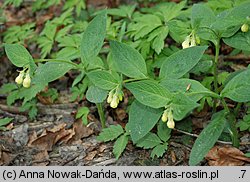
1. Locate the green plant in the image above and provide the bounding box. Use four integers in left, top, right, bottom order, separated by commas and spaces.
3, 1, 250, 166
0, 118, 13, 131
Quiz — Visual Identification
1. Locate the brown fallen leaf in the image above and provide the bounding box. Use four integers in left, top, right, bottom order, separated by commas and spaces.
32, 150, 49, 163
28, 123, 68, 151
85, 150, 98, 161
68, 119, 94, 143
206, 146, 250, 166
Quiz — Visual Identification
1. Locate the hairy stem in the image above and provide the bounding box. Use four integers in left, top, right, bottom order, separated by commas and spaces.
96, 103, 106, 128
213, 42, 220, 112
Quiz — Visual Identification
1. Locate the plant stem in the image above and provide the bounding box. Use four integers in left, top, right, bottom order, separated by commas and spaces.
221, 99, 240, 147
213, 42, 220, 112
96, 103, 106, 128
234, 102, 242, 116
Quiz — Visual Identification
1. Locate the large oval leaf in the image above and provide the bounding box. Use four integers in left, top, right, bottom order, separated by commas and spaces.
160, 78, 219, 101
125, 80, 172, 108
171, 93, 199, 121
110, 41, 148, 79
87, 70, 119, 90
223, 31, 250, 51
189, 111, 226, 166
5, 44, 36, 72
86, 85, 108, 103
160, 46, 207, 79
80, 11, 107, 64
221, 68, 250, 102
127, 100, 163, 143
32, 62, 74, 84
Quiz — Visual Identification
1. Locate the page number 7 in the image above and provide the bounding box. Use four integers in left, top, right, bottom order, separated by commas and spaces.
240, 170, 246, 178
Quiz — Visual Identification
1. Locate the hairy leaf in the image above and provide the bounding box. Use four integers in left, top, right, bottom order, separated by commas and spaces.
81, 11, 107, 63
86, 85, 108, 103
189, 111, 227, 166
221, 68, 250, 102
126, 80, 172, 108
110, 41, 148, 79
160, 46, 207, 79
127, 100, 162, 143
87, 70, 119, 90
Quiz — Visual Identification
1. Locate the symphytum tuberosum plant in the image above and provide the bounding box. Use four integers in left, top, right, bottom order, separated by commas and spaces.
3, 1, 250, 165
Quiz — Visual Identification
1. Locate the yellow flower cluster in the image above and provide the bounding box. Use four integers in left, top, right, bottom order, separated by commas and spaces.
15, 70, 31, 88
182, 33, 200, 49
107, 88, 123, 108
161, 108, 175, 129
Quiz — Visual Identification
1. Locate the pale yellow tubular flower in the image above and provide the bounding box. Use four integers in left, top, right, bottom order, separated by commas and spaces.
182, 36, 190, 49
15, 72, 24, 85
161, 110, 168, 122
167, 110, 175, 129
110, 94, 119, 108
241, 23, 249, 32
23, 73, 31, 88
167, 119, 175, 129
190, 35, 196, 47
107, 91, 114, 103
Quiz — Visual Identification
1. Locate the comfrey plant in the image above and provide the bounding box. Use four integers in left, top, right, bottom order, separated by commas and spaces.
3, 1, 250, 165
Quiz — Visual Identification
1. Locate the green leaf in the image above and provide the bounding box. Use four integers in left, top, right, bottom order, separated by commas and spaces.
32, 62, 74, 84
125, 80, 172, 108
87, 70, 119, 90
189, 111, 227, 166
160, 78, 219, 101
113, 134, 129, 159
160, 46, 207, 79
86, 85, 108, 103
127, 100, 162, 143
76, 107, 89, 125
157, 121, 171, 142
0, 83, 17, 94
80, 11, 107, 63
150, 143, 168, 158
5, 44, 34, 68
110, 41, 148, 79
0, 118, 13, 127
136, 132, 162, 149
152, 26, 169, 54
221, 68, 250, 102
191, 4, 216, 28
237, 114, 250, 131
171, 93, 199, 121
97, 125, 124, 142
223, 31, 250, 51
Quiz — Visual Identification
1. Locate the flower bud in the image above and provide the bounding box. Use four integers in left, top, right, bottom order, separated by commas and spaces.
182, 36, 190, 49
161, 110, 168, 122
23, 73, 31, 88
241, 24, 249, 32
195, 35, 201, 44
15, 72, 24, 85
